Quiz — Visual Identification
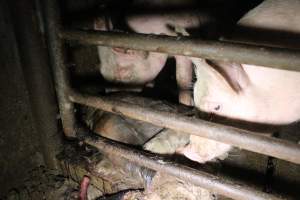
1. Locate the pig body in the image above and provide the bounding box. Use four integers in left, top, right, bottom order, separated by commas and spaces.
193, 0, 300, 125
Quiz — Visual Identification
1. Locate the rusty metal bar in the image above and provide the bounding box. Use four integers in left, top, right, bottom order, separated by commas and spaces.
69, 91, 300, 165
86, 134, 286, 200
43, 0, 76, 137
61, 30, 300, 72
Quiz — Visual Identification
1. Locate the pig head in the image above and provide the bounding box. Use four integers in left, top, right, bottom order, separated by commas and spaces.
95, 12, 214, 105
179, 0, 300, 163
95, 17, 168, 85
193, 0, 300, 125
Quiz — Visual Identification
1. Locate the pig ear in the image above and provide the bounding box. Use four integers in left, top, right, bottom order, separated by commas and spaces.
207, 60, 251, 93
191, 57, 236, 94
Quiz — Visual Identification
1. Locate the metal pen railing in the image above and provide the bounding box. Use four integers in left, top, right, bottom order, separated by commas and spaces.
43, 0, 300, 199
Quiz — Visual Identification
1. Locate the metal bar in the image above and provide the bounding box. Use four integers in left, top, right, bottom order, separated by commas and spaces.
86, 134, 286, 200
61, 30, 300, 72
10, 0, 62, 169
43, 0, 76, 137
69, 91, 300, 165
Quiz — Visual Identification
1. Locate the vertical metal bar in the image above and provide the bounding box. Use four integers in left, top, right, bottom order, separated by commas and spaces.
42, 0, 76, 137
10, 0, 63, 169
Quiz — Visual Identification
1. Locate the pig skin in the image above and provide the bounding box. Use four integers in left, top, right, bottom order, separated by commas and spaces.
193, 0, 300, 125
96, 12, 212, 105
94, 12, 232, 164
182, 0, 300, 163
95, 1, 300, 165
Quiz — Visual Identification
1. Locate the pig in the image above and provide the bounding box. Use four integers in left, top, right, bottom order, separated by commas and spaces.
95, 11, 215, 105
93, 0, 300, 165
177, 0, 300, 163
94, 17, 168, 85
193, 0, 300, 125
144, 127, 231, 163
93, 12, 233, 163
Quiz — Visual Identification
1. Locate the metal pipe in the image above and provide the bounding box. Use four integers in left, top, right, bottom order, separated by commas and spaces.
43, 0, 76, 137
9, 0, 63, 169
61, 30, 300, 72
85, 134, 286, 200
69, 91, 300, 165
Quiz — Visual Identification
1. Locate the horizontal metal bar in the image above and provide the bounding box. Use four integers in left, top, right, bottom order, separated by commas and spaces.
60, 30, 300, 72
86, 134, 286, 200
69, 91, 300, 165
43, 0, 76, 137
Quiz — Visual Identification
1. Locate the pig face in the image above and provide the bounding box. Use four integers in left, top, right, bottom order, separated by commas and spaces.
192, 0, 300, 125
192, 57, 300, 125
192, 58, 254, 122
95, 17, 168, 85
96, 12, 211, 87
98, 46, 168, 84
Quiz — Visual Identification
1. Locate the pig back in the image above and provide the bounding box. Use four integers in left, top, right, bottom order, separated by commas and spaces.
233, 0, 300, 49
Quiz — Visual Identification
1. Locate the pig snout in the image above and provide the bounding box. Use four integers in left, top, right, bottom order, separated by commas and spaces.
177, 135, 232, 163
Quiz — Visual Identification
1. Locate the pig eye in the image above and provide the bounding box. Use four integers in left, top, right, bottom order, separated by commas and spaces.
214, 105, 221, 111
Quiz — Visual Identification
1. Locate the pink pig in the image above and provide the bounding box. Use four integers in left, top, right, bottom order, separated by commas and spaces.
193, 0, 300, 125
95, 11, 213, 105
